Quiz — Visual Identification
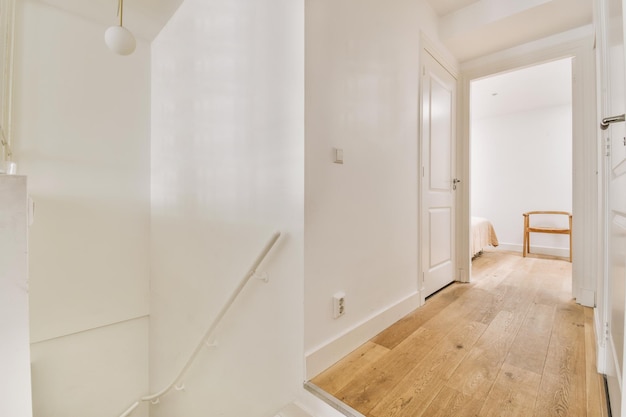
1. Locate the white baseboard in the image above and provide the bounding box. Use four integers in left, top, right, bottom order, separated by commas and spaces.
496, 243, 570, 259
305, 291, 422, 380
607, 334, 622, 415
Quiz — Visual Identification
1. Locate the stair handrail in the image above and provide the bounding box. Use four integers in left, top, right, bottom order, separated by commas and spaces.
117, 231, 282, 417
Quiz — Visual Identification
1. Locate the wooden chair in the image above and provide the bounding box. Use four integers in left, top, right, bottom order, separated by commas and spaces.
523, 211, 572, 262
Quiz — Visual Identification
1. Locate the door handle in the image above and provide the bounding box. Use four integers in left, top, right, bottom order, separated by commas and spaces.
452, 178, 461, 190
601, 114, 625, 130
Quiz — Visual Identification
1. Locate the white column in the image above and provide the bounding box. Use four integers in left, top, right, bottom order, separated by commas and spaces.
0, 175, 32, 417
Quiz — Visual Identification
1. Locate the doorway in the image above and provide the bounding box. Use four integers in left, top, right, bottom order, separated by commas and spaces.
469, 59, 574, 268
458, 39, 597, 308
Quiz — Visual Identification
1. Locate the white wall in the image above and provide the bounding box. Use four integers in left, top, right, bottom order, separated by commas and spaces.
471, 103, 573, 253
0, 176, 32, 417
13, 1, 151, 415
304, 0, 455, 377
150, 1, 304, 416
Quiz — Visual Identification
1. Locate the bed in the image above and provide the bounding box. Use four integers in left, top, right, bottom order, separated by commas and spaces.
471, 216, 499, 258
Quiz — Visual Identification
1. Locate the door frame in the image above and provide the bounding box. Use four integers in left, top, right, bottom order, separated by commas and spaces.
594, 0, 626, 397
594, 0, 611, 377
458, 31, 598, 307
418, 35, 460, 304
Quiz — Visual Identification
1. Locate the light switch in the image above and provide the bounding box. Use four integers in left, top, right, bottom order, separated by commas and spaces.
334, 148, 344, 164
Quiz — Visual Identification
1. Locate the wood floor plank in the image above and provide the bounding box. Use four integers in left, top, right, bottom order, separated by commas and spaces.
530, 256, 572, 276
505, 303, 556, 374
368, 319, 487, 417
533, 273, 573, 307
463, 282, 519, 325
311, 342, 390, 395
419, 385, 484, 417
333, 327, 441, 414
446, 309, 525, 398
309, 250, 607, 417
584, 307, 609, 417
473, 306, 527, 352
367, 376, 446, 417
534, 304, 586, 416
478, 363, 542, 417
372, 284, 471, 349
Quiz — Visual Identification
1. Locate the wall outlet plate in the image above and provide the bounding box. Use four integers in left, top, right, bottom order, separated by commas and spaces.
333, 291, 345, 319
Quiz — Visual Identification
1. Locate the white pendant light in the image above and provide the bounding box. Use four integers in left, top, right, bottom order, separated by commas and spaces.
104, 0, 136, 55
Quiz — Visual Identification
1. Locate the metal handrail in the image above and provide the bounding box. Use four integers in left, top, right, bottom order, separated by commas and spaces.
117, 231, 282, 417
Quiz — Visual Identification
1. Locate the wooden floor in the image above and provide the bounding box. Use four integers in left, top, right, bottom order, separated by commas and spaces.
311, 250, 609, 417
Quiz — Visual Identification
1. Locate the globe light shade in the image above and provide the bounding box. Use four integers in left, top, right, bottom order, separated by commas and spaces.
104, 25, 136, 56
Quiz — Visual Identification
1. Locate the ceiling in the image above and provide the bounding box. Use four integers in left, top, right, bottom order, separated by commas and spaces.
471, 58, 573, 120
425, 0, 593, 62
41, 0, 593, 62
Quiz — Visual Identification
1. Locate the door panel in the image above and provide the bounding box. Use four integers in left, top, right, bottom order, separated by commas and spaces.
430, 78, 453, 190
429, 207, 452, 268
602, 0, 626, 414
610, 10, 626, 171
421, 51, 457, 298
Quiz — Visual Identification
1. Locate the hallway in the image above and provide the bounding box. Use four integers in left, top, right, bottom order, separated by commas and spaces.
310, 250, 608, 417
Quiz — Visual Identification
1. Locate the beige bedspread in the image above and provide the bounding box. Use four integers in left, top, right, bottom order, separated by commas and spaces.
471, 216, 499, 257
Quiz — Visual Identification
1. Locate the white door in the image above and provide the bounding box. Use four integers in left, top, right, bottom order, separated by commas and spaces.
600, 0, 626, 414
421, 51, 457, 298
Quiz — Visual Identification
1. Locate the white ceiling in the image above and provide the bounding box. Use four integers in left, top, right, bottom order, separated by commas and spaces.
41, 0, 593, 62
425, 0, 593, 62
470, 58, 573, 120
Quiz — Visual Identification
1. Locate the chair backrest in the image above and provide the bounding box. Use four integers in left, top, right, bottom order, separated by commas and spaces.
523, 211, 572, 229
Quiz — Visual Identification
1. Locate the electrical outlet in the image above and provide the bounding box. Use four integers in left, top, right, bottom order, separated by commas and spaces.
333, 292, 346, 319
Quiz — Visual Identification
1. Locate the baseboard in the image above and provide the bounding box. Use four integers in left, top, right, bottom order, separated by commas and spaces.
305, 291, 422, 380
607, 334, 622, 415
496, 243, 570, 259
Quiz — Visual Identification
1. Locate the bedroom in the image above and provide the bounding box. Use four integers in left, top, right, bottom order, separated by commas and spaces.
469, 58, 574, 266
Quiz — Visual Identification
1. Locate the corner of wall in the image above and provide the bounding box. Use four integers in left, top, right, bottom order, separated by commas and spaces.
305, 290, 421, 380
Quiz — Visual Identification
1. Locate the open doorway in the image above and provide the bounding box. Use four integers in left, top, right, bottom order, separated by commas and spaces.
468, 58, 573, 275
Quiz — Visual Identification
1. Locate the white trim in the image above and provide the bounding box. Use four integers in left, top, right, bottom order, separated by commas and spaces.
304, 291, 422, 380
420, 32, 459, 78
594, 0, 610, 387
295, 389, 352, 417
494, 243, 570, 259
459, 32, 597, 309
304, 383, 366, 417
607, 333, 623, 415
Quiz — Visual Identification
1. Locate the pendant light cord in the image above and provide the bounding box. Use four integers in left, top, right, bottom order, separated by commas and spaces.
117, 0, 124, 27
